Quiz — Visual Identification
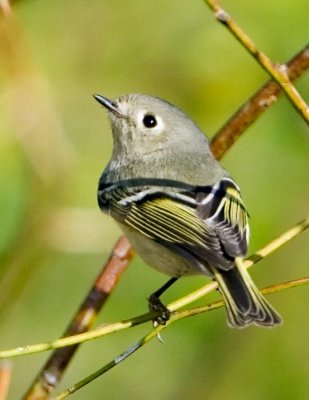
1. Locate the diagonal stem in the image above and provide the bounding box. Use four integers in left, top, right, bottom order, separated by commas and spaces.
22, 237, 133, 400
54, 275, 309, 399
210, 45, 309, 159
1, 216, 307, 362
204, 0, 309, 124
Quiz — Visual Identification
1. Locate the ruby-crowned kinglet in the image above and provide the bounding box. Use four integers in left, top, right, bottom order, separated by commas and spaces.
94, 93, 281, 328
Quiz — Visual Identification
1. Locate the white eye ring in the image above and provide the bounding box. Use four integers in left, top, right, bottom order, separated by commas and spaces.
137, 110, 165, 133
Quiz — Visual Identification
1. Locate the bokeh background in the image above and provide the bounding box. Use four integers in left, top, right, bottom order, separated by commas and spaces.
0, 1, 308, 399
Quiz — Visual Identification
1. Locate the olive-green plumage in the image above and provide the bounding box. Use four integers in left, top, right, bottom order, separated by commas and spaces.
95, 93, 281, 328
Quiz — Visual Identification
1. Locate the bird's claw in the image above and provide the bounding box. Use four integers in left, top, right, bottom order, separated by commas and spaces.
148, 294, 171, 326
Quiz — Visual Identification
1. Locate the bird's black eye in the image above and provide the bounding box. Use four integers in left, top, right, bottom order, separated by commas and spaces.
142, 114, 157, 128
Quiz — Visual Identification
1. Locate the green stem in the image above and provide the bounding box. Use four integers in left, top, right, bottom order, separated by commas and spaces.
204, 0, 309, 124
54, 276, 309, 399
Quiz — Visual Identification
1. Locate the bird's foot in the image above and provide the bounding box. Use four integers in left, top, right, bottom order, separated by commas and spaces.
148, 293, 171, 326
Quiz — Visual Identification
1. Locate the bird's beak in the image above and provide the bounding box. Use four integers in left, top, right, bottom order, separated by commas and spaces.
93, 94, 121, 116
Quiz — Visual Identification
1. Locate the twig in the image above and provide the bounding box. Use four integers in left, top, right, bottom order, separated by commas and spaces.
204, 0, 309, 124
23, 236, 133, 400
54, 275, 309, 399
0, 362, 12, 400
0, 0, 11, 15
169, 216, 309, 311
1, 216, 307, 361
210, 45, 309, 159
54, 340, 146, 400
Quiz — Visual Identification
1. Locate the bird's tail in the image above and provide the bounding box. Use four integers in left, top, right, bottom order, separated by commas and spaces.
212, 259, 282, 328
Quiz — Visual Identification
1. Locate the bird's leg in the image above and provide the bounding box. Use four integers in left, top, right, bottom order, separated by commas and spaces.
148, 277, 179, 325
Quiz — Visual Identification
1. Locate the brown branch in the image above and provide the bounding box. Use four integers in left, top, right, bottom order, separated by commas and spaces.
0, 362, 12, 400
23, 237, 133, 400
54, 276, 309, 399
210, 44, 309, 160
0, 0, 12, 15
1, 217, 306, 361
204, 0, 309, 123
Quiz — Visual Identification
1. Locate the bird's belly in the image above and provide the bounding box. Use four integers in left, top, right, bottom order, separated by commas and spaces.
118, 223, 205, 277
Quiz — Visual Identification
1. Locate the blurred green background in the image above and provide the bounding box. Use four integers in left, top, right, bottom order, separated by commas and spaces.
0, 1, 308, 399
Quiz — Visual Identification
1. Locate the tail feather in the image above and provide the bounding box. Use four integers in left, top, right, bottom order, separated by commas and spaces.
213, 260, 282, 328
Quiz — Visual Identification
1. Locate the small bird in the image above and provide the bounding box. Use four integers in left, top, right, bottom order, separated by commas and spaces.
94, 93, 281, 328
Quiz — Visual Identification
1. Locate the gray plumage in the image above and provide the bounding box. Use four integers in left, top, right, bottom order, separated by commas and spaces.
95, 93, 281, 328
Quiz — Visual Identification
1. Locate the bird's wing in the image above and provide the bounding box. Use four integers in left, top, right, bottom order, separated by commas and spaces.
195, 177, 249, 258
98, 177, 249, 271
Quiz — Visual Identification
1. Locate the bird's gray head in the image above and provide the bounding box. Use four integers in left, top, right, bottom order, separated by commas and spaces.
94, 93, 210, 159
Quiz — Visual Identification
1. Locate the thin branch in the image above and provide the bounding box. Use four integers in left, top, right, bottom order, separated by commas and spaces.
169, 216, 309, 311
54, 275, 309, 399
23, 236, 133, 400
0, 362, 12, 400
0, 0, 12, 15
210, 45, 309, 159
54, 340, 146, 400
1, 216, 307, 361
204, 0, 309, 124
